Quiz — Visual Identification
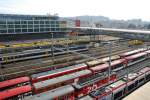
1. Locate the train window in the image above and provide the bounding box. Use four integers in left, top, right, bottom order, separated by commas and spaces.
112, 63, 123, 70
131, 55, 145, 63
128, 84, 135, 92
135, 80, 138, 87
139, 78, 144, 83
113, 90, 124, 100
146, 74, 150, 80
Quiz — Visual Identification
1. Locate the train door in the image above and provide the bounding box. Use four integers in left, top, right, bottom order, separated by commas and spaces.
127, 81, 135, 92
112, 87, 125, 100
145, 71, 150, 81
137, 74, 145, 86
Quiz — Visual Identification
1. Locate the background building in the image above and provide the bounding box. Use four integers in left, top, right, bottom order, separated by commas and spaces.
0, 14, 67, 34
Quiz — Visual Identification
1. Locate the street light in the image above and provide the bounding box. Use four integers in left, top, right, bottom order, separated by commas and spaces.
105, 41, 112, 84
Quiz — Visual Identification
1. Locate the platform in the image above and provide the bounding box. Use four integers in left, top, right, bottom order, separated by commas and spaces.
123, 81, 150, 100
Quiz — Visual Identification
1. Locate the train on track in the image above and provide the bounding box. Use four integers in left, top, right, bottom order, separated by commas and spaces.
0, 48, 150, 99
0, 45, 88, 65
80, 67, 150, 100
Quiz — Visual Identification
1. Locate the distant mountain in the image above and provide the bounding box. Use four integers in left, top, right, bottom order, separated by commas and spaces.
61, 15, 150, 29
62, 15, 109, 22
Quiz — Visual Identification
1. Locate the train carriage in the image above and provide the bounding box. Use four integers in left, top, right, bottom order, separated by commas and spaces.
88, 67, 150, 100
125, 52, 147, 66
86, 55, 120, 67
90, 87, 112, 100
90, 59, 125, 73
33, 70, 92, 94
24, 85, 74, 100
73, 74, 116, 98
145, 49, 150, 58
140, 67, 150, 81
0, 85, 32, 100
0, 76, 30, 91
119, 48, 146, 58
106, 79, 126, 100
31, 63, 87, 83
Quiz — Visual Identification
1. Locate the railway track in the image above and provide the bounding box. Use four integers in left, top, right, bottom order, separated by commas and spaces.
1, 44, 129, 68
0, 45, 133, 80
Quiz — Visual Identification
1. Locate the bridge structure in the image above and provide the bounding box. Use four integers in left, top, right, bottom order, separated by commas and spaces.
68, 27, 150, 41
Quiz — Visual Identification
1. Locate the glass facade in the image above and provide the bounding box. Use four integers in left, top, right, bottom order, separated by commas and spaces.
0, 14, 67, 34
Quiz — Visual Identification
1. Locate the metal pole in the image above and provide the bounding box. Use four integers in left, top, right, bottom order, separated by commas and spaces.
51, 33, 54, 64
0, 56, 4, 81
108, 41, 112, 84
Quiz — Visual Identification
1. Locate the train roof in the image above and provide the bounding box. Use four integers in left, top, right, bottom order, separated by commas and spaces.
33, 70, 91, 89
145, 50, 150, 53
119, 48, 145, 57
125, 52, 147, 60
0, 85, 32, 100
1, 48, 52, 57
24, 85, 74, 100
107, 79, 126, 89
31, 63, 87, 78
90, 59, 124, 72
86, 55, 120, 66
100, 55, 120, 62
124, 73, 138, 80
0, 76, 30, 89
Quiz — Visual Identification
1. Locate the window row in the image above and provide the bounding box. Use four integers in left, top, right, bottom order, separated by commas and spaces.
0, 24, 60, 28
0, 20, 62, 24
0, 28, 67, 33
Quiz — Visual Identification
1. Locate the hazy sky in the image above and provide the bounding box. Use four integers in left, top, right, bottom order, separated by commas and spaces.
0, 0, 150, 21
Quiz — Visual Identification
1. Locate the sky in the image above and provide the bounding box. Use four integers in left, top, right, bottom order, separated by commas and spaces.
0, 0, 150, 21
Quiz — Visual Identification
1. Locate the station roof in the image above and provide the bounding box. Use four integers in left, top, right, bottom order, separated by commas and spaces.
123, 82, 150, 100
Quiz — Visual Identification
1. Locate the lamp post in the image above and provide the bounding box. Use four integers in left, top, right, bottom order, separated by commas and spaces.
51, 33, 54, 64
108, 41, 112, 84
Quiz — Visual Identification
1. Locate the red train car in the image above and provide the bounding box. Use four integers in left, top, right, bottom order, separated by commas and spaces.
73, 73, 116, 98
33, 70, 92, 94
24, 85, 75, 100
0, 85, 32, 100
119, 48, 146, 58
89, 67, 150, 100
125, 52, 147, 66
90, 59, 125, 73
0, 76, 30, 90
31, 63, 87, 83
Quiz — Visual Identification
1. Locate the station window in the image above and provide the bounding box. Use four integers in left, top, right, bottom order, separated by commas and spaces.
28, 25, 33, 28
40, 21, 44, 24
7, 21, 14, 24
8, 25, 14, 28
14, 21, 20, 24
40, 28, 44, 32
28, 21, 33, 24
7, 29, 13, 33
34, 28, 39, 32
28, 29, 33, 32
34, 25, 39, 28
34, 21, 39, 24
15, 29, 21, 33
0, 29, 7, 33
0, 21, 6, 24
22, 25, 27, 28
0, 25, 6, 28
21, 21, 27, 24
15, 25, 21, 28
